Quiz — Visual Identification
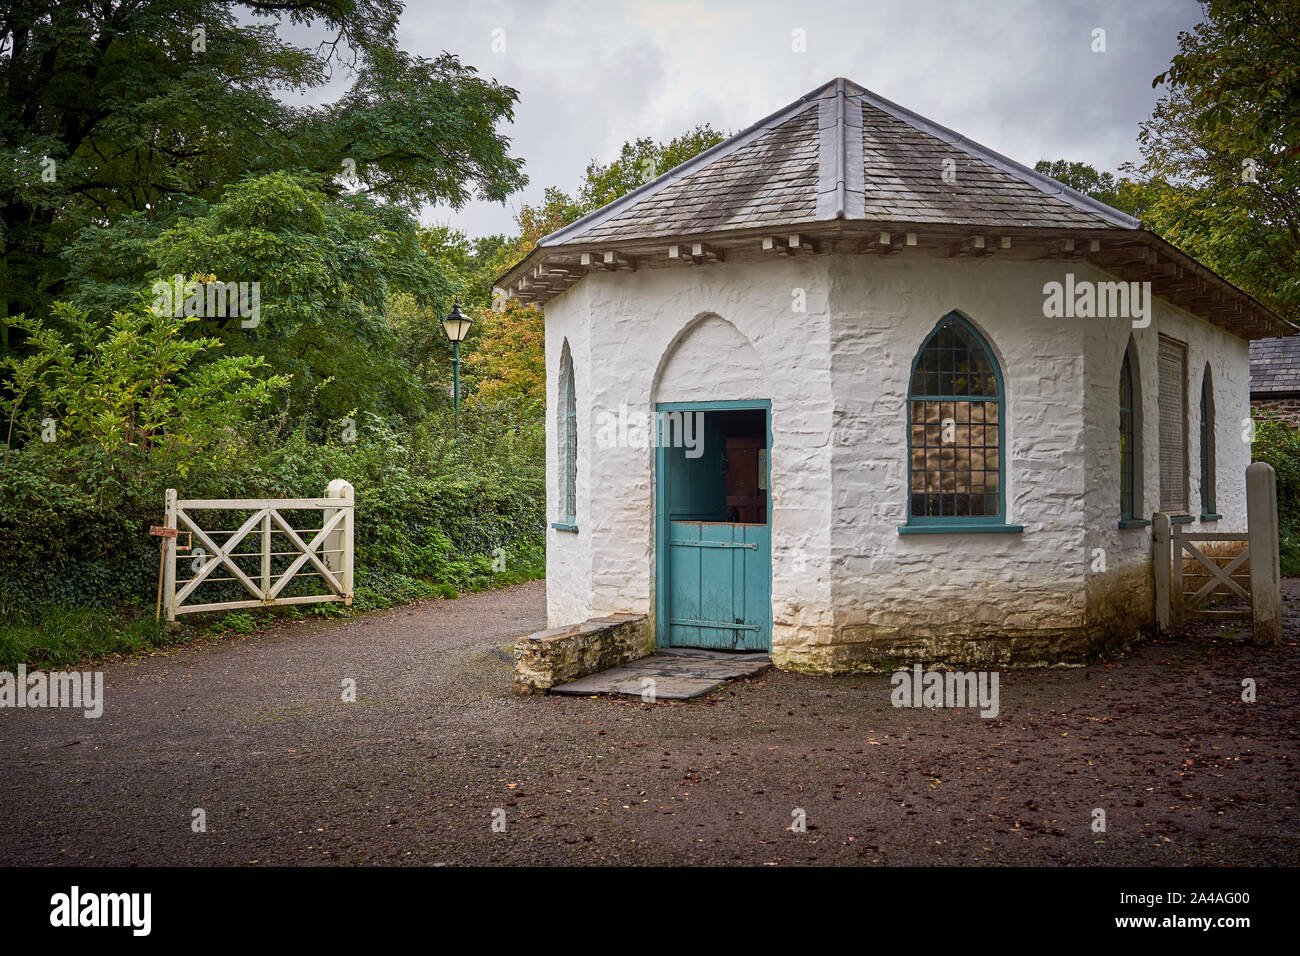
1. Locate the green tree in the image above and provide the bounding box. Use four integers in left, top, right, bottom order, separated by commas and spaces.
578, 124, 727, 210
2, 298, 286, 486
0, 0, 526, 341
149, 172, 443, 423
1136, 0, 1300, 322
465, 302, 544, 413
1252, 413, 1300, 575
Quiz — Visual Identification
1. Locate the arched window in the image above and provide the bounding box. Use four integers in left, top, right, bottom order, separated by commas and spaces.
1200, 364, 1216, 517
1118, 338, 1145, 526
557, 340, 577, 526
1120, 349, 1136, 520
906, 313, 1005, 525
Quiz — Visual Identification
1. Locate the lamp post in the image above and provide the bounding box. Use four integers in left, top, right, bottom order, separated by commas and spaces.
441, 299, 473, 436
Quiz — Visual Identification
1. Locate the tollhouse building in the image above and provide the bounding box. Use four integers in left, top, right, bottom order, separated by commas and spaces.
498, 78, 1294, 674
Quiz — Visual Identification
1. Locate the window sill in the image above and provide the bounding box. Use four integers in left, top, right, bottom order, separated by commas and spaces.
1118, 518, 1151, 529
1200, 512, 1223, 522
897, 523, 1023, 535
551, 522, 579, 534
1170, 513, 1195, 525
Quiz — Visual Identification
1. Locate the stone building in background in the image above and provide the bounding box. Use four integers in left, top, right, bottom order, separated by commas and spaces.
1251, 336, 1300, 427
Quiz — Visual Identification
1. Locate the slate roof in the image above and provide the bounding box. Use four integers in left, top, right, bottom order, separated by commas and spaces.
541, 77, 1136, 247
1250, 336, 1300, 396
576, 105, 821, 242
856, 100, 1117, 228
501, 77, 1292, 340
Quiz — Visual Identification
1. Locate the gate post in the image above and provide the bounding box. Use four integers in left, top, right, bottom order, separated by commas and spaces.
162, 488, 179, 623
260, 507, 272, 602
1153, 512, 1171, 632
325, 479, 355, 607
1246, 462, 1282, 645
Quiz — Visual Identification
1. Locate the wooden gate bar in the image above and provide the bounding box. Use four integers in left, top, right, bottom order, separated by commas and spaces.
1184, 545, 1250, 606
261, 509, 272, 600
1172, 524, 1183, 625
1153, 464, 1284, 641
267, 508, 347, 599
174, 508, 265, 604
161, 480, 354, 620
163, 489, 179, 622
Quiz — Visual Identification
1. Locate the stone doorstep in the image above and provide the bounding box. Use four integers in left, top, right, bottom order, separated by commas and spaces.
522, 624, 583, 642
658, 648, 770, 662
550, 652, 772, 700
518, 616, 641, 645
514, 613, 654, 694
621, 656, 771, 679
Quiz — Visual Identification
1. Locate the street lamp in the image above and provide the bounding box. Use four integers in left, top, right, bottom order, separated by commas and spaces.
442, 299, 473, 434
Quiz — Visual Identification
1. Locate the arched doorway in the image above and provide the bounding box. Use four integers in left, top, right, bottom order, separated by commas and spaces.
652, 316, 772, 652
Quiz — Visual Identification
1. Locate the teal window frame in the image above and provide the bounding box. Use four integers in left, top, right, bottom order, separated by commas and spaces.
557, 340, 577, 528
1119, 347, 1137, 521
1200, 365, 1216, 519
1117, 339, 1149, 530
900, 312, 1019, 534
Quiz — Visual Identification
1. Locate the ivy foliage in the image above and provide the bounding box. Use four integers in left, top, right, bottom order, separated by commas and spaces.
1252, 413, 1300, 576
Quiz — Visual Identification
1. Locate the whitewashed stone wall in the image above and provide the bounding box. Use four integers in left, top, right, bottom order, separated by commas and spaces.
545, 281, 593, 623
545, 257, 836, 638
823, 256, 1090, 670
544, 251, 1254, 672
1082, 263, 1251, 640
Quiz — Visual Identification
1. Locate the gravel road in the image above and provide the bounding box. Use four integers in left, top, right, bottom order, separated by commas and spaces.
1, 579, 1296, 866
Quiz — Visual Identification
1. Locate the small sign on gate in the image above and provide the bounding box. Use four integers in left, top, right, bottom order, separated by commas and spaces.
150, 526, 191, 550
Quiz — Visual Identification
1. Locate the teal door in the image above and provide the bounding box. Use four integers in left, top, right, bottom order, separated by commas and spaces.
657, 403, 772, 652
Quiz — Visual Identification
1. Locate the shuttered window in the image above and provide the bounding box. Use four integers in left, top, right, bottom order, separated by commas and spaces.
557, 340, 577, 525
1157, 337, 1188, 513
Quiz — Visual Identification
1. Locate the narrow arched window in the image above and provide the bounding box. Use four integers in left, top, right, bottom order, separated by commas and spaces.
557, 340, 577, 526
1118, 338, 1146, 527
906, 313, 1004, 524
1120, 349, 1137, 520
1200, 365, 1216, 517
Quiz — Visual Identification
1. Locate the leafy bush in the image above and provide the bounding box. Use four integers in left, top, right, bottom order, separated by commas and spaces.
0, 606, 178, 671
1252, 413, 1300, 576
2, 300, 287, 477
218, 612, 257, 634
0, 297, 544, 668
0, 407, 543, 611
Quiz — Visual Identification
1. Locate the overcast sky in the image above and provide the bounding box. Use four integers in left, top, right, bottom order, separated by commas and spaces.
303, 0, 1206, 238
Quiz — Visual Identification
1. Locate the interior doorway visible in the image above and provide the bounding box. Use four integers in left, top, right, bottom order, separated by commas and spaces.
655, 400, 772, 652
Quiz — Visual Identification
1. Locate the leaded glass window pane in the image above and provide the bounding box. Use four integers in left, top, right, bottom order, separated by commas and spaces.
907, 317, 1002, 520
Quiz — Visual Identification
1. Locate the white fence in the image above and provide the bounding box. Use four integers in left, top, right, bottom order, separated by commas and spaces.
1153, 462, 1282, 644
160, 479, 354, 620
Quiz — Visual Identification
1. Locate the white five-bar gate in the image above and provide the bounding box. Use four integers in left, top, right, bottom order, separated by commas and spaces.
1153, 462, 1283, 644
160, 479, 354, 621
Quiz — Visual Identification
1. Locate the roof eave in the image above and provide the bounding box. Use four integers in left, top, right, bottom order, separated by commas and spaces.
1137, 230, 1296, 338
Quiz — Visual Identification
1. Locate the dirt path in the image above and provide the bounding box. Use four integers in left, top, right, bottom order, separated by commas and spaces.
1, 579, 1296, 866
